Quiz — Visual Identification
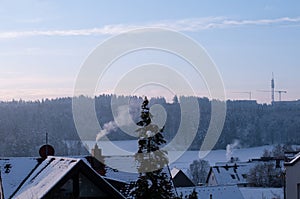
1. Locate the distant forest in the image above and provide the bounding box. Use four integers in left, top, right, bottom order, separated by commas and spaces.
1, 95, 300, 156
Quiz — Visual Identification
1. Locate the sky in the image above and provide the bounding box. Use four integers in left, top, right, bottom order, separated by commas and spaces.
0, 0, 299, 103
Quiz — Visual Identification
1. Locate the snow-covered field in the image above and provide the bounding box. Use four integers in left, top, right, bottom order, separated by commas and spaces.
239, 187, 283, 199
176, 186, 283, 199
84, 140, 274, 170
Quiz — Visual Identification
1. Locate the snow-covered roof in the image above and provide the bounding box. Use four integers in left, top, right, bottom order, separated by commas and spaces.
0, 157, 39, 199
209, 164, 252, 185
102, 154, 177, 196
171, 167, 180, 178
176, 185, 244, 199
104, 155, 139, 183
170, 167, 195, 187
105, 168, 139, 184
285, 153, 300, 166
104, 155, 137, 173
14, 156, 79, 198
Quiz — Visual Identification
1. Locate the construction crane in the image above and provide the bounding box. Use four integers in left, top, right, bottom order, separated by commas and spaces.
232, 91, 252, 100
257, 90, 287, 102
258, 73, 287, 104
276, 90, 287, 101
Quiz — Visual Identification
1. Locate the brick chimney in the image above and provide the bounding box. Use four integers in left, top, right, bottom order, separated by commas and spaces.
88, 143, 106, 176
92, 143, 102, 160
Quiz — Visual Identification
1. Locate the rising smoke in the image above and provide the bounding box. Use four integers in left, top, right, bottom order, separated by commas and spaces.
96, 105, 134, 141
226, 140, 240, 161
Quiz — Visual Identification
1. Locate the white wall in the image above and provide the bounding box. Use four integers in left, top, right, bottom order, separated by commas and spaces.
286, 158, 300, 199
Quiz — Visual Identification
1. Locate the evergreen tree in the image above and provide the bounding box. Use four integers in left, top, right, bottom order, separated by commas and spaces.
128, 97, 176, 199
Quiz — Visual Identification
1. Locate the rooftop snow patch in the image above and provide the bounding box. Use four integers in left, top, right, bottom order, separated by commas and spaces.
0, 157, 39, 199
171, 167, 180, 178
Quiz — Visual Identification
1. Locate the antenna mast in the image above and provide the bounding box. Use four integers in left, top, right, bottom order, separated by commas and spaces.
271, 73, 275, 104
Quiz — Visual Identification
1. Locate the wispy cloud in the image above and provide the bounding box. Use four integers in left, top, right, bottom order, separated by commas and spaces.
153, 16, 300, 30
1, 16, 300, 39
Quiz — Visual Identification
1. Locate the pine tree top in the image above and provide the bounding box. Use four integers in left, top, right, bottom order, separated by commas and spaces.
124, 96, 176, 198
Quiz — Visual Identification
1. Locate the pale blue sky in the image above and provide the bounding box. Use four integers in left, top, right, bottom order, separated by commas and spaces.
0, 0, 299, 103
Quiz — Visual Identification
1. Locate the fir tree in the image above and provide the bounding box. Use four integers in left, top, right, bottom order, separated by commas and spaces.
128, 97, 176, 199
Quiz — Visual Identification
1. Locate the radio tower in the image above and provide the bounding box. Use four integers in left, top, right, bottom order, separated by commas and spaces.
271, 73, 275, 105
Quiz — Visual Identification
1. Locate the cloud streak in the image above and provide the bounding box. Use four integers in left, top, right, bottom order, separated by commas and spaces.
1, 16, 300, 39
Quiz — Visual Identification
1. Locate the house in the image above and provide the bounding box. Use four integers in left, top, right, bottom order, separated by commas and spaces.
206, 164, 250, 187
171, 167, 195, 187
285, 152, 300, 199
0, 156, 125, 199
206, 157, 285, 187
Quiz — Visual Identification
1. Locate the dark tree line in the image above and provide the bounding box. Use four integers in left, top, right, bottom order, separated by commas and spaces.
1, 95, 300, 156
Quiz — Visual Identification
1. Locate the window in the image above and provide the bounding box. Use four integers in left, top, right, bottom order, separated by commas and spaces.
230, 174, 236, 179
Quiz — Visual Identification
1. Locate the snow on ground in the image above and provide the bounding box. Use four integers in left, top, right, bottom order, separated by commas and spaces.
176, 186, 283, 199
176, 185, 244, 199
85, 140, 137, 156
239, 187, 283, 199
84, 140, 274, 171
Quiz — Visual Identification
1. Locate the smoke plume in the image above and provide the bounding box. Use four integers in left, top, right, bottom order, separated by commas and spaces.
226, 140, 240, 161
96, 105, 133, 141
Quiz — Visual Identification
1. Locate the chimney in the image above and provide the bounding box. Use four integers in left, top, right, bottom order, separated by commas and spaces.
89, 143, 105, 176
92, 143, 102, 161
